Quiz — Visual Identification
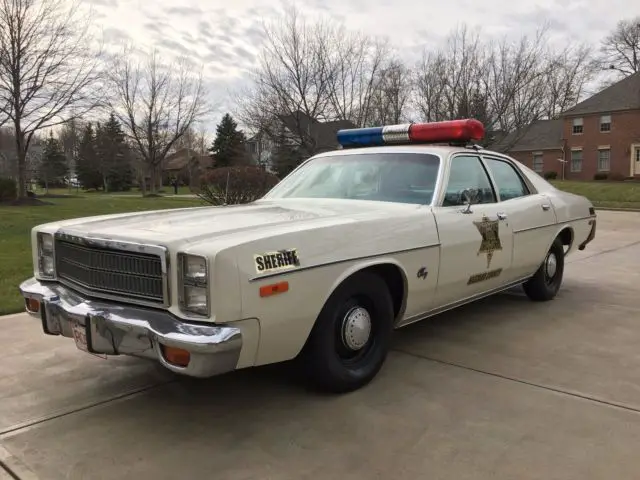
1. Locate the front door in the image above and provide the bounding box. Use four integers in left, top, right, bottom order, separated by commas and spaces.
634, 146, 640, 176
482, 155, 558, 280
432, 154, 514, 308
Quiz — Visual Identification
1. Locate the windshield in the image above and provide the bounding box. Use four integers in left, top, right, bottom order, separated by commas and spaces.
263, 152, 441, 205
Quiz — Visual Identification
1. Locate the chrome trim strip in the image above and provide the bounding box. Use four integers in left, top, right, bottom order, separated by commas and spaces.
396, 275, 532, 328
248, 244, 441, 282
19, 278, 242, 378
54, 230, 171, 308
512, 215, 593, 234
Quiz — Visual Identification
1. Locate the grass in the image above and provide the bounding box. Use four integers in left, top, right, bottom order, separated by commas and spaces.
40, 185, 194, 196
0, 195, 204, 316
551, 180, 640, 210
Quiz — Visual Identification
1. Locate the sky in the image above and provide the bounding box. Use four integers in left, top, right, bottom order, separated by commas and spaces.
83, 0, 640, 133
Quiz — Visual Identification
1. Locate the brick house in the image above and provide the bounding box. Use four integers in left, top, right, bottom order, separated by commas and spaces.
495, 119, 565, 178
503, 72, 640, 180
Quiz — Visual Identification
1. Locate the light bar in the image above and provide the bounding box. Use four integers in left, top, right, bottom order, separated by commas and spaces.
337, 119, 485, 148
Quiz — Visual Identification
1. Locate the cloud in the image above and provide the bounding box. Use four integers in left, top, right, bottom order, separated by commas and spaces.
88, 0, 638, 131
166, 6, 203, 16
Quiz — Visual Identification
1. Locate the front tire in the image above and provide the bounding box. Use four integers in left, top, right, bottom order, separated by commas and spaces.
301, 271, 395, 393
523, 237, 565, 302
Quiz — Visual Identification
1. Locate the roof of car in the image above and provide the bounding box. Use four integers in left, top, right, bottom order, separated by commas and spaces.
313, 144, 512, 160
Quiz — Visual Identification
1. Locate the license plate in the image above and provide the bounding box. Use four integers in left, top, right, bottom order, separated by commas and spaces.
71, 321, 89, 352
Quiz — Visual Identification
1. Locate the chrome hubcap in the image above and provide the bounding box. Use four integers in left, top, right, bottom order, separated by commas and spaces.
546, 252, 557, 278
341, 307, 372, 351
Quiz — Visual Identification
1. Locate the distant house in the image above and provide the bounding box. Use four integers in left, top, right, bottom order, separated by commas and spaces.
495, 119, 565, 178
161, 147, 212, 186
245, 111, 357, 172
505, 73, 640, 180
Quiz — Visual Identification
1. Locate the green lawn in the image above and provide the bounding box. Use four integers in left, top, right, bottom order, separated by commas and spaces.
551, 180, 640, 210
0, 195, 204, 316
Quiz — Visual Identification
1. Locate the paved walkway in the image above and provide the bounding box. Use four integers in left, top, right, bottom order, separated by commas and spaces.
1, 211, 640, 479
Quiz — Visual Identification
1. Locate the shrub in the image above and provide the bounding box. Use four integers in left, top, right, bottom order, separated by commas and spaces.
543, 171, 558, 180
608, 172, 627, 182
197, 166, 280, 206
0, 177, 17, 202
593, 172, 608, 181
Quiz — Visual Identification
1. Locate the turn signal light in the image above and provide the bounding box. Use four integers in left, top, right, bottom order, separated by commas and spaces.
25, 298, 40, 313
259, 281, 289, 298
162, 345, 191, 367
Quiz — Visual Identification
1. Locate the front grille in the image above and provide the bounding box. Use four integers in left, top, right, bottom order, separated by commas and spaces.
54, 239, 165, 304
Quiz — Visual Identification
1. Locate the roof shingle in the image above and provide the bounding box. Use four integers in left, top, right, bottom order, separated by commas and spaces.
492, 119, 563, 152
562, 72, 640, 116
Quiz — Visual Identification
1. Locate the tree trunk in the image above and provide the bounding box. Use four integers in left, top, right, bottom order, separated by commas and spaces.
15, 130, 27, 200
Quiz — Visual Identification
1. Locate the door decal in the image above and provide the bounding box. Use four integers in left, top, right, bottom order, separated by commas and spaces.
473, 215, 503, 268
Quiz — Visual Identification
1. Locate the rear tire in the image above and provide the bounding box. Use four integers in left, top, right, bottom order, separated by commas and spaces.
523, 237, 565, 302
301, 271, 395, 393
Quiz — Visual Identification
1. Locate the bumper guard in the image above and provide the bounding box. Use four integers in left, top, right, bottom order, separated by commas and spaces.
18, 278, 242, 378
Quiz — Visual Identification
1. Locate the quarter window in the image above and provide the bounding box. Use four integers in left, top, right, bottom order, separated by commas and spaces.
484, 158, 529, 201
443, 155, 496, 206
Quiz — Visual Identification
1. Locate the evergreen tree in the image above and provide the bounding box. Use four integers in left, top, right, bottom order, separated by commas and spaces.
208, 113, 248, 167
38, 133, 68, 191
96, 113, 133, 192
76, 123, 102, 190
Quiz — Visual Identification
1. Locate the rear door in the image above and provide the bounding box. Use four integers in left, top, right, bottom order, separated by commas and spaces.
431, 153, 514, 308
481, 155, 558, 280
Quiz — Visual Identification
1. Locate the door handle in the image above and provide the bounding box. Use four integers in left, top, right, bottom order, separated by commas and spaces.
497, 212, 507, 221
541, 204, 551, 211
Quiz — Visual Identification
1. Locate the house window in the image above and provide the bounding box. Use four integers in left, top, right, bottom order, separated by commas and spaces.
600, 115, 611, 132
571, 149, 582, 172
532, 152, 544, 173
572, 118, 583, 135
597, 148, 610, 172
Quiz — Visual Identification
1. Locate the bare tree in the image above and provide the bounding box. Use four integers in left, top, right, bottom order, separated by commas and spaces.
236, 5, 334, 157
324, 29, 390, 126
108, 47, 208, 195
236, 4, 393, 160
414, 25, 485, 123
600, 16, 640, 78
543, 43, 597, 119
0, 0, 103, 199
367, 58, 413, 125
414, 23, 596, 151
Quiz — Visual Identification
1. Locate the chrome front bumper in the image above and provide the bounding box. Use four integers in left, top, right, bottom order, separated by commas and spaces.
18, 278, 243, 378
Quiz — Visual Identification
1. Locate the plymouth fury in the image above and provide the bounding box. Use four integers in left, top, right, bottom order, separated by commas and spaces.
19, 119, 597, 393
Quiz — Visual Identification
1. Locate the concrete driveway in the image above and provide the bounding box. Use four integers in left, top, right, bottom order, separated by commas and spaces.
2, 210, 640, 480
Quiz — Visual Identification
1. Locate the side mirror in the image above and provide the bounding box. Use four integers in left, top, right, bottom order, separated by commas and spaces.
460, 187, 480, 213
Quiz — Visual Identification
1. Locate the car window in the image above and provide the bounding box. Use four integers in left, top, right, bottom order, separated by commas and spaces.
443, 155, 496, 206
484, 157, 530, 201
263, 152, 441, 205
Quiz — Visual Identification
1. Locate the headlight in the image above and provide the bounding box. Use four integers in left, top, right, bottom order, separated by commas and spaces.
37, 232, 56, 278
177, 253, 209, 316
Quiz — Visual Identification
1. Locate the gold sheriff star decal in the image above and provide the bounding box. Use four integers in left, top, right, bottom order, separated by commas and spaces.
473, 215, 503, 268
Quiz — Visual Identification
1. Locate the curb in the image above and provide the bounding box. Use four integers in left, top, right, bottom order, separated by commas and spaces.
594, 207, 640, 213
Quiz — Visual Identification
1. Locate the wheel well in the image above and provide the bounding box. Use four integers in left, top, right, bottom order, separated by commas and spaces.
362, 263, 406, 321
558, 227, 574, 251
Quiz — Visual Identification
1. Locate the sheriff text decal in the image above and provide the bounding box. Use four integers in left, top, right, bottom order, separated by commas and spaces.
254, 249, 300, 274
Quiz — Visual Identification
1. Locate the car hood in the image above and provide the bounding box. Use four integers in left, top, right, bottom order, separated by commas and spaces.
47, 198, 422, 247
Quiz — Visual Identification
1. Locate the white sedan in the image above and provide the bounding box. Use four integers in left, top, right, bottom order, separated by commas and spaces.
19, 119, 597, 393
